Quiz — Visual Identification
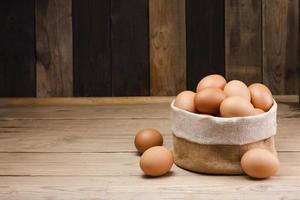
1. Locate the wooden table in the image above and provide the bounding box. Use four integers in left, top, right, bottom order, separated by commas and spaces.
0, 96, 299, 199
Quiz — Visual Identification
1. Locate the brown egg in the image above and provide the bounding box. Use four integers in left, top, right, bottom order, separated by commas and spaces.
196, 74, 227, 92
249, 83, 273, 112
241, 148, 280, 179
220, 96, 255, 117
194, 88, 226, 114
134, 128, 163, 154
174, 91, 196, 113
140, 146, 173, 176
254, 108, 265, 115
224, 80, 251, 101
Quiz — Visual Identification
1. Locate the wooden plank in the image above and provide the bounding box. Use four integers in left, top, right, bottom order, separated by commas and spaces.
0, 152, 184, 176
0, 116, 298, 152
186, 0, 225, 91
0, 105, 170, 119
0, 96, 174, 106
73, 0, 111, 96
0, 96, 298, 153
0, 0, 36, 97
0, 176, 299, 200
0, 96, 296, 118
0, 118, 172, 153
111, 0, 149, 96
263, 0, 299, 94
285, 0, 299, 94
149, 0, 186, 95
225, 0, 262, 84
0, 95, 296, 106
0, 152, 298, 176
36, 0, 73, 97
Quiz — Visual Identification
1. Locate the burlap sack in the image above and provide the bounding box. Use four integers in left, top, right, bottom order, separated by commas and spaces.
171, 100, 277, 174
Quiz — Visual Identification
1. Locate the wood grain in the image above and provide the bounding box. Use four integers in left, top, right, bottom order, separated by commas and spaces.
149, 0, 186, 95
0, 96, 299, 152
0, 152, 298, 176
0, 117, 298, 152
0, 96, 299, 199
0, 97, 174, 106
225, 0, 262, 84
73, 0, 111, 96
0, 0, 36, 97
186, 0, 225, 91
1, 176, 299, 200
263, 0, 299, 94
36, 0, 73, 97
285, 0, 299, 94
0, 104, 170, 119
111, 0, 149, 96
0, 95, 295, 106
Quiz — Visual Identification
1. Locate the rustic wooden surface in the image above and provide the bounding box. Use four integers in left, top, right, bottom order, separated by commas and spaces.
186, 0, 225, 91
36, 0, 73, 97
225, 0, 262, 84
149, 0, 186, 96
263, 0, 299, 95
0, 0, 36, 97
0, 96, 299, 199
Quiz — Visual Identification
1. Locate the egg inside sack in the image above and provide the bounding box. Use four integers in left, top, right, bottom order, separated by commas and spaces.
194, 88, 226, 115
134, 128, 163, 154
174, 91, 196, 113
241, 148, 280, 179
196, 74, 227, 92
220, 96, 255, 117
249, 83, 273, 112
254, 108, 265, 115
140, 146, 174, 177
224, 80, 251, 101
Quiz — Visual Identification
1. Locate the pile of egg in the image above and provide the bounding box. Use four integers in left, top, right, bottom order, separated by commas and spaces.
175, 74, 273, 117
175, 74, 280, 178
134, 74, 280, 179
134, 128, 174, 177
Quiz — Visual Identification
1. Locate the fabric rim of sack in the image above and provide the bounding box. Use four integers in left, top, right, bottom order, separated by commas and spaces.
170, 99, 277, 145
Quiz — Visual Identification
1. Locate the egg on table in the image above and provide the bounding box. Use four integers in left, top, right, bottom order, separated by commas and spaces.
224, 80, 251, 101
220, 96, 255, 117
249, 83, 273, 112
194, 88, 226, 115
241, 148, 280, 179
196, 74, 227, 92
140, 146, 174, 177
134, 128, 163, 154
174, 91, 196, 113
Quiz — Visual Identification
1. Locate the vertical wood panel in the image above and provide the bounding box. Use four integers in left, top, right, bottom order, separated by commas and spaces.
36, 0, 73, 97
285, 0, 299, 94
186, 0, 225, 91
263, 0, 299, 94
73, 0, 111, 96
111, 0, 149, 96
0, 0, 35, 97
149, 0, 186, 96
225, 0, 262, 84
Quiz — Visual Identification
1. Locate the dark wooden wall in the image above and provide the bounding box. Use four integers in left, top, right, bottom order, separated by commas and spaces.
0, 0, 299, 97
